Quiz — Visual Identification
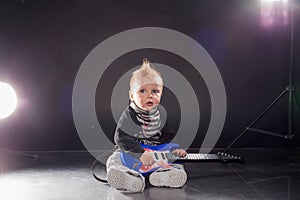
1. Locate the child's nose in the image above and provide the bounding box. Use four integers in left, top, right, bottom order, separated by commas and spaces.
147, 92, 153, 97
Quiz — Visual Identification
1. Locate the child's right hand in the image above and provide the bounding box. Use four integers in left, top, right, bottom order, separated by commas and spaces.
139, 152, 155, 166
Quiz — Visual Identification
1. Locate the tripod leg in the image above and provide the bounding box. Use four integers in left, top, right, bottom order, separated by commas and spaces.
223, 89, 288, 153
0, 148, 39, 159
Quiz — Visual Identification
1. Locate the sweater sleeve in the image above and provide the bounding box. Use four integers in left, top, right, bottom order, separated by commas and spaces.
114, 109, 144, 159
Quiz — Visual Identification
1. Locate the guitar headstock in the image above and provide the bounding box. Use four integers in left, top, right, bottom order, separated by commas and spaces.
217, 152, 245, 164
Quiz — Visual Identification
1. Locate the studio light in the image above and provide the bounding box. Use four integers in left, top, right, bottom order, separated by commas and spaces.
261, 0, 288, 2
0, 82, 18, 119
261, 0, 289, 27
0, 81, 38, 158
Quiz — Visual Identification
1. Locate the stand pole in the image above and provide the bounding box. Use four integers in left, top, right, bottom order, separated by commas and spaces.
288, 3, 295, 139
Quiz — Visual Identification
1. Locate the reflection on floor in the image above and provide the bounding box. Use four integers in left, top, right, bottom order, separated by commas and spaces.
0, 148, 299, 200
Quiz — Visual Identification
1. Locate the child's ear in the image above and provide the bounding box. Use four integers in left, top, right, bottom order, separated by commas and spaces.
129, 90, 133, 101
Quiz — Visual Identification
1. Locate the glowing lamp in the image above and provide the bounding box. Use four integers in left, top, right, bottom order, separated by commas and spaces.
260, 0, 289, 27
0, 82, 18, 119
263, 0, 288, 2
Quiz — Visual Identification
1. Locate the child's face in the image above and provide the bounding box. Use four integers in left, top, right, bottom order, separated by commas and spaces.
130, 83, 163, 111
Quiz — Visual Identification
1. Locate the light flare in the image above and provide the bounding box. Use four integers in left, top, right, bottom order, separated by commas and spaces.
260, 0, 289, 27
0, 82, 18, 119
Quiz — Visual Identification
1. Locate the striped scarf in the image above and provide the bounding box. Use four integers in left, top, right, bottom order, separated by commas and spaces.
130, 101, 161, 138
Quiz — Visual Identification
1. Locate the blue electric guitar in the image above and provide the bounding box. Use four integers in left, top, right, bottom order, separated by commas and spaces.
120, 143, 244, 175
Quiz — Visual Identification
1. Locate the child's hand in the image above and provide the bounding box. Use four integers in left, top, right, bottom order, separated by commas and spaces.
140, 152, 155, 166
172, 149, 187, 157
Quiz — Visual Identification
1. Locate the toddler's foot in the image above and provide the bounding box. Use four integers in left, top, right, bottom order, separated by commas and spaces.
107, 167, 145, 193
149, 166, 187, 188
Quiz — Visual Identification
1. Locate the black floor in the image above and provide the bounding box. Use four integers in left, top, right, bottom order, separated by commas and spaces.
0, 148, 299, 200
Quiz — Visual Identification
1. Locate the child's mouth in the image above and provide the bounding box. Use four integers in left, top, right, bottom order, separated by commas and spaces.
146, 102, 153, 106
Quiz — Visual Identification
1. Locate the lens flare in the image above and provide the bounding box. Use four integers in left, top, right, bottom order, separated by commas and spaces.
0, 82, 18, 119
260, 0, 289, 27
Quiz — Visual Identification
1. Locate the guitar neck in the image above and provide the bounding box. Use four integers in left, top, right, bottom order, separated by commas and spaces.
167, 153, 218, 161
164, 152, 243, 163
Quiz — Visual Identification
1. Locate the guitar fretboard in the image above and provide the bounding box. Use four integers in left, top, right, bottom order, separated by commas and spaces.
152, 152, 243, 163
167, 153, 219, 161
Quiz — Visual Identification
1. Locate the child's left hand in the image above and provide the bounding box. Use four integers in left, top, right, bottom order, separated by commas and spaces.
172, 149, 187, 157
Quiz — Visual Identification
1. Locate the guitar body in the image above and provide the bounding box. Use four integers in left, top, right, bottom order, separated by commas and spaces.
120, 143, 179, 176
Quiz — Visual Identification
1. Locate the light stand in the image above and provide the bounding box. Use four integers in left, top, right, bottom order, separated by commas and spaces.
0, 82, 38, 172
0, 149, 38, 174
223, 0, 296, 153
0, 148, 39, 158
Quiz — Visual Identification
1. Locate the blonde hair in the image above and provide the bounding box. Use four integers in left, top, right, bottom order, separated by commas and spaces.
129, 58, 163, 92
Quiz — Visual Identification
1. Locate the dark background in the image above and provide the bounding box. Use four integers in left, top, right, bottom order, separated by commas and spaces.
0, 0, 299, 151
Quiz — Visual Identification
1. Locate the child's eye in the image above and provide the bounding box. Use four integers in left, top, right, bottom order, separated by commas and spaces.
152, 90, 159, 94
139, 89, 145, 93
